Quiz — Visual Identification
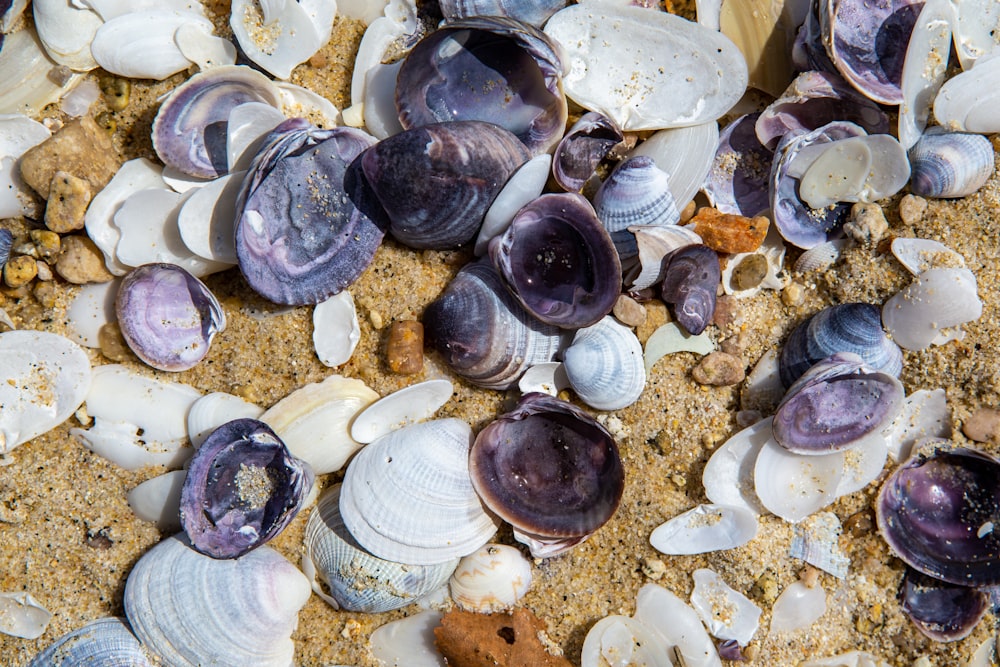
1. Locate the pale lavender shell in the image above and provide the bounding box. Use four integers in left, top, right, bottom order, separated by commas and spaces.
908, 128, 995, 199
438, 0, 568, 27
704, 113, 772, 218
552, 111, 624, 192
660, 244, 719, 336
593, 156, 679, 232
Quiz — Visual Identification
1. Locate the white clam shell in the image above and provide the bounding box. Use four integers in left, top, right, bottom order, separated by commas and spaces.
475, 154, 551, 257
260, 374, 379, 475
227, 102, 286, 173
517, 361, 570, 397
897, 0, 953, 151
127, 469, 186, 532
80, 0, 208, 21
360, 60, 405, 139
794, 239, 847, 274
313, 291, 361, 368
832, 437, 888, 497
563, 316, 645, 411
544, 0, 748, 131
230, 0, 336, 80
795, 134, 910, 209
882, 267, 982, 350
633, 584, 722, 667
350, 379, 454, 444
753, 437, 844, 523
789, 512, 850, 579
769, 581, 826, 634
0, 113, 51, 219
952, 0, 1000, 70
186, 391, 264, 447
176, 170, 244, 265
690, 568, 761, 646
933, 51, 1000, 133
885, 388, 951, 462
369, 610, 445, 667
350, 3, 416, 106
581, 615, 673, 667
628, 121, 720, 209
124, 534, 310, 667
0, 331, 91, 461
340, 419, 499, 565
90, 10, 209, 80
0, 592, 52, 640
33, 0, 103, 71
174, 20, 238, 71
449, 544, 533, 613
703, 418, 770, 515
643, 321, 715, 373
650, 503, 758, 555
0, 28, 83, 117
277, 81, 339, 128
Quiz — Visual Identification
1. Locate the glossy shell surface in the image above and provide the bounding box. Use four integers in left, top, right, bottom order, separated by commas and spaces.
899, 567, 989, 642
660, 244, 720, 336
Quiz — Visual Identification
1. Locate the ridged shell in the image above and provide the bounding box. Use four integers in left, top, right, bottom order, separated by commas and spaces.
593, 156, 679, 232
628, 121, 720, 211
0, 28, 83, 117
563, 316, 645, 411
32, 0, 102, 70
28, 617, 156, 667
124, 534, 311, 667
908, 128, 994, 199
438, 0, 568, 27
449, 544, 533, 613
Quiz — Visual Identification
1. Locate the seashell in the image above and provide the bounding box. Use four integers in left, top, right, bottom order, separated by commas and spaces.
908, 128, 994, 199
180, 418, 313, 559
628, 121, 720, 210
794, 239, 847, 274
276, 81, 340, 129
625, 224, 701, 291
90, 10, 211, 80
235, 118, 387, 305
643, 321, 715, 374
690, 568, 761, 645
32, 0, 102, 71
303, 484, 458, 613
152, 65, 281, 180
778, 302, 902, 388
562, 316, 645, 411
396, 16, 567, 155
230, 0, 336, 80
0, 228, 10, 270
769, 581, 827, 634
890, 237, 965, 276
0, 28, 83, 116
449, 543, 533, 613
543, 2, 747, 131
0, 591, 51, 640
703, 418, 770, 515
115, 263, 226, 372
470, 393, 624, 558
438, 0, 568, 27
340, 418, 499, 565
361, 121, 531, 249
799, 652, 890, 667
551, 111, 624, 193
0, 330, 91, 462
790, 512, 850, 579
593, 156, 679, 232
124, 534, 310, 667
28, 617, 156, 666
260, 374, 379, 475
660, 244, 720, 336
423, 260, 567, 390
313, 291, 360, 368
349, 1, 416, 110
226, 103, 286, 172
350, 379, 454, 444
794, 134, 910, 209
718, 0, 799, 98
720, 225, 788, 297
1, 0, 28, 32
474, 153, 551, 256
898, 567, 989, 642
0, 114, 49, 218
650, 503, 758, 555
581, 615, 673, 667
885, 388, 951, 462
632, 583, 722, 667
897, 0, 953, 151
369, 610, 445, 667
881, 267, 982, 351
128, 470, 186, 532
176, 170, 244, 266
877, 446, 1000, 586
753, 437, 845, 523
703, 113, 772, 218
174, 19, 238, 72
187, 391, 264, 448
490, 192, 621, 329
517, 361, 570, 396
933, 49, 1000, 134
951, 0, 1000, 70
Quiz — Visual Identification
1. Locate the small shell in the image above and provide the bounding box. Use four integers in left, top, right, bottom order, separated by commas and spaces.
593, 156, 679, 232
908, 128, 994, 199
704, 113, 772, 217
0, 592, 52, 640
90, 10, 210, 80
28, 617, 155, 666
897, 0, 953, 151
882, 268, 982, 350
690, 568, 761, 645
933, 52, 1000, 133
551, 111, 624, 193
449, 544, 533, 613
753, 437, 844, 523
625, 224, 702, 291
313, 291, 361, 368
660, 244, 720, 336
230, 0, 336, 80
789, 512, 850, 579
885, 388, 951, 462
899, 567, 989, 642
350, 379, 454, 444
475, 153, 551, 256
643, 321, 716, 374
951, 0, 1000, 70
890, 237, 965, 276
770, 581, 827, 633
369, 610, 445, 667
32, 0, 102, 70
187, 392, 264, 448
580, 615, 673, 667
703, 418, 770, 515
562, 316, 645, 411
176, 170, 244, 265
794, 240, 847, 273
650, 504, 758, 555
632, 584, 722, 667
128, 470, 186, 532
628, 121, 720, 210
795, 134, 910, 209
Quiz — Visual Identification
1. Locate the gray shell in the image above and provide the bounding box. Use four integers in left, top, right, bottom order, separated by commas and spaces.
908, 128, 995, 199
28, 617, 156, 667
562, 316, 645, 411
593, 156, 679, 232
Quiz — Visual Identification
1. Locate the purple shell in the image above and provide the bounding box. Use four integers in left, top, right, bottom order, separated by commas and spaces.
0, 228, 11, 272
877, 446, 1000, 586
792, 3, 837, 76
703, 113, 772, 217
235, 118, 387, 306
395, 16, 567, 155
469, 392, 624, 557
180, 418, 314, 559
361, 121, 531, 249
437, 0, 568, 27
899, 567, 989, 642
552, 111, 624, 192
116, 263, 225, 372
660, 244, 720, 336
489, 192, 621, 329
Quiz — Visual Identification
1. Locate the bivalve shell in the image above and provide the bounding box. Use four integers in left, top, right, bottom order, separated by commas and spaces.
449, 543, 533, 613
562, 316, 645, 411
90, 10, 212, 80
28, 617, 156, 667
882, 268, 982, 350
593, 156, 679, 232
650, 503, 758, 555
908, 128, 994, 199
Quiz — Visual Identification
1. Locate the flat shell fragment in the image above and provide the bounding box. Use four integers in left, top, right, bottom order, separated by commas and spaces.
0, 592, 52, 639
882, 268, 982, 350
690, 568, 761, 645
350, 379, 454, 444
313, 291, 360, 368
650, 503, 758, 555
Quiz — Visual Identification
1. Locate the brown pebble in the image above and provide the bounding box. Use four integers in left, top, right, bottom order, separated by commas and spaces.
98, 75, 130, 111
32, 281, 58, 308
3, 255, 37, 288
308, 52, 328, 68
34, 261, 53, 282
730, 253, 769, 291
386, 320, 424, 374
692, 207, 769, 254
98, 322, 134, 362
898, 193, 928, 225
29, 229, 61, 262
55, 235, 114, 284
749, 571, 779, 605
434, 608, 572, 667
635, 299, 669, 344
612, 293, 646, 327
721, 331, 747, 356
679, 199, 697, 224
843, 509, 875, 538
692, 351, 745, 386
963, 407, 1000, 445
843, 202, 888, 246
711, 294, 739, 330
19, 116, 120, 200
44, 171, 92, 233
782, 281, 807, 307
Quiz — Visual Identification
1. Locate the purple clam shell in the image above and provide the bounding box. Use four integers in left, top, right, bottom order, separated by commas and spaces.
469, 392, 624, 555
235, 118, 387, 306
489, 192, 621, 329
877, 447, 1000, 586
552, 111, 624, 192
116, 262, 226, 372
899, 567, 989, 642
438, 0, 568, 28
361, 120, 531, 249
704, 113, 772, 218
180, 418, 314, 559
660, 244, 720, 336
395, 16, 567, 155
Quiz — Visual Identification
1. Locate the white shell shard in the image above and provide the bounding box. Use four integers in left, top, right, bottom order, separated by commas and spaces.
753, 439, 844, 523
313, 291, 361, 368
350, 3, 417, 107
794, 239, 847, 274
114, 187, 209, 273
174, 20, 238, 71
227, 103, 286, 172
69, 364, 201, 471
186, 391, 264, 447
124, 535, 310, 667
644, 322, 715, 373
276, 81, 340, 128
703, 418, 770, 515
260, 374, 379, 475
127, 469, 186, 531
475, 154, 551, 257
177, 170, 244, 264
952, 0, 1000, 70
650, 503, 758, 555
627, 224, 702, 290
885, 388, 951, 461
882, 267, 982, 350
350, 379, 453, 444
800, 651, 890, 667
362, 60, 405, 139
796, 135, 909, 209
370, 610, 446, 667
563, 316, 645, 411
543, 1, 748, 131
0, 28, 83, 116
897, 0, 953, 151
890, 237, 965, 276
60, 77, 101, 116
0, 331, 91, 461
789, 512, 850, 579
633, 584, 722, 667
933, 52, 1000, 133
32, 0, 103, 70
339, 0, 390, 25
0, 592, 52, 639
832, 437, 887, 497
740, 348, 784, 412
580, 615, 674, 667
517, 362, 570, 397
91, 10, 210, 80
449, 544, 533, 613
0, 113, 50, 218
80, 0, 207, 21
230, 0, 336, 80
769, 581, 826, 634
628, 121, 720, 209
689, 568, 761, 646
161, 166, 212, 193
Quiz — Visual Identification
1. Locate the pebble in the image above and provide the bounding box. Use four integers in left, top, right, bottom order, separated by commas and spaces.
641, 557, 667, 580
29, 229, 61, 262
691, 207, 769, 254
3, 255, 37, 288
55, 235, 115, 284
635, 299, 669, 344
721, 331, 748, 356
730, 253, 769, 291
843, 202, 887, 246
98, 322, 133, 362
33, 281, 58, 308
44, 171, 92, 233
386, 320, 424, 375
962, 407, 1000, 445
749, 571, 779, 605
691, 351, 745, 386
781, 281, 807, 307
19, 115, 119, 200
679, 199, 697, 224
898, 193, 928, 225
35, 261, 53, 281
711, 294, 740, 330
98, 75, 130, 112
612, 293, 646, 327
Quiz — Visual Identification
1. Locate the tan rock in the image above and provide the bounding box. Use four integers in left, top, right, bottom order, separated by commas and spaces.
692, 351, 745, 386
55, 235, 114, 284
386, 319, 423, 374
692, 207, 769, 254
19, 116, 119, 200
434, 608, 572, 667
963, 407, 1000, 445
29, 229, 61, 262
44, 171, 92, 233
612, 293, 646, 327
32, 281, 58, 308
898, 193, 928, 225
844, 202, 888, 246
3, 255, 37, 288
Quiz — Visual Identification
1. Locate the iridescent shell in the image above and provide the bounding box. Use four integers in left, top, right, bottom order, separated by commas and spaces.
899, 567, 989, 642
908, 128, 994, 199
551, 111, 623, 192
704, 113, 772, 218
660, 244, 720, 336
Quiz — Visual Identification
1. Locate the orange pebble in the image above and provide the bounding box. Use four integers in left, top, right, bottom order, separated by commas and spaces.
692, 208, 769, 254
386, 320, 424, 374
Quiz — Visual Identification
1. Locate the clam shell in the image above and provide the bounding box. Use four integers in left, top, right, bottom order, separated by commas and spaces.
770, 581, 827, 634
28, 617, 156, 666
704, 113, 772, 218
63, 278, 122, 346
187, 391, 264, 448
438, 0, 567, 27
633, 584, 722, 667
628, 121, 720, 210
702, 418, 770, 516
882, 267, 982, 351
176, 170, 244, 265
0, 592, 51, 640
32, 0, 102, 71
128, 470, 186, 532
794, 240, 847, 274
899, 567, 989, 642
650, 503, 758, 555
230, 0, 336, 80
90, 10, 209, 80
933, 50, 1000, 133
593, 156, 679, 232
0, 28, 83, 117
795, 134, 910, 209
908, 128, 994, 199
897, 0, 953, 151
349, 379, 454, 444
369, 610, 445, 667
551, 111, 624, 193
474, 153, 551, 256
562, 316, 645, 411
789, 512, 850, 579
890, 237, 966, 276
660, 244, 720, 336
313, 291, 361, 368
625, 224, 701, 291
885, 388, 951, 462
754, 437, 845, 523
581, 615, 673, 667
449, 543, 532, 613
951, 0, 1000, 70
690, 568, 761, 645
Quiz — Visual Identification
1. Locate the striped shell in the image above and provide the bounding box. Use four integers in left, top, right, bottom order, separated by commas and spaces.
908, 128, 994, 199
563, 316, 645, 411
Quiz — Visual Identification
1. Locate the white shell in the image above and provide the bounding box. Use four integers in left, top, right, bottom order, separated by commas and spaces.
753, 438, 844, 523
795, 135, 910, 209
563, 316, 645, 411
689, 568, 761, 646
650, 503, 758, 555
626, 224, 701, 290
276, 82, 340, 129
740, 348, 784, 412
800, 652, 890, 667
644, 321, 715, 373
449, 544, 532, 613
65, 279, 118, 348
890, 237, 966, 276
885, 388, 951, 462
628, 121, 720, 209
127, 469, 186, 532
0, 331, 91, 461
350, 379, 454, 444
124, 535, 310, 667
544, 1, 748, 131
580, 615, 673, 667
794, 240, 847, 274
340, 419, 499, 565
186, 391, 264, 447
81, 0, 207, 20
933, 51, 1000, 133
174, 20, 238, 71
633, 584, 722, 667
60, 78, 101, 117
952, 0, 1000, 70
350, 4, 416, 107
227, 103, 285, 172
897, 0, 953, 151
32, 0, 103, 70
769, 581, 826, 634
361, 60, 405, 139
230, 0, 336, 80
0, 592, 52, 640
882, 267, 982, 350
260, 374, 379, 475
475, 154, 551, 256
721, 225, 787, 297
313, 291, 361, 368
833, 438, 888, 497
789, 512, 850, 579
369, 610, 445, 667
91, 10, 210, 80
0, 113, 51, 219
702, 418, 770, 515
0, 28, 83, 117
517, 362, 570, 397
176, 170, 244, 265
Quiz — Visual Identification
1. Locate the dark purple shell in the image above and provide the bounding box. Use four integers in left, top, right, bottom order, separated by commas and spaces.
116, 263, 225, 372
438, 0, 568, 27
395, 16, 567, 155
489, 192, 621, 329
361, 121, 531, 249
235, 118, 387, 306
704, 113, 772, 218
180, 418, 314, 559
792, 3, 837, 76
899, 567, 989, 642
469, 392, 624, 556
877, 447, 1000, 586
660, 244, 720, 336
552, 112, 624, 192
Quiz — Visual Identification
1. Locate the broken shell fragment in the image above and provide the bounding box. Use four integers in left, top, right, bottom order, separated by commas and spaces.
449, 543, 533, 613
650, 503, 758, 555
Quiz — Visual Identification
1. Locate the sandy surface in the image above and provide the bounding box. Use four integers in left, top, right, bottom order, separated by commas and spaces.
2, 2, 999, 666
